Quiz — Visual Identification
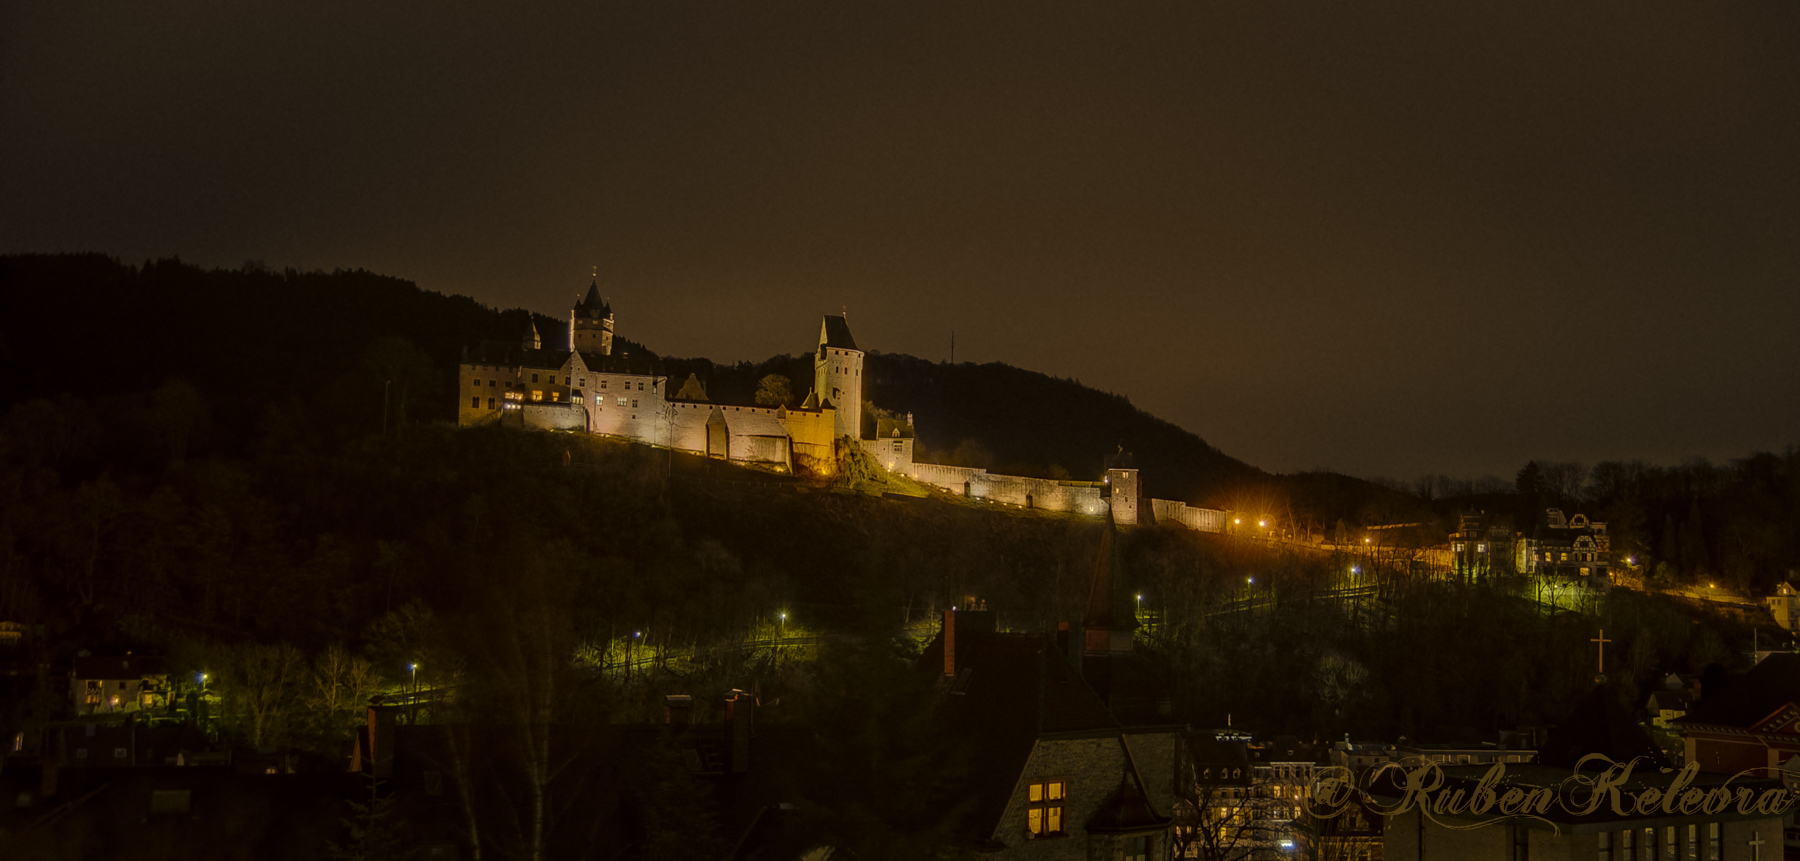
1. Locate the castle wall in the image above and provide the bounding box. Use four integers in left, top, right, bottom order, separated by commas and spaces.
860, 436, 914, 473
779, 406, 838, 476
909, 463, 985, 494
521, 402, 585, 431
667, 402, 711, 453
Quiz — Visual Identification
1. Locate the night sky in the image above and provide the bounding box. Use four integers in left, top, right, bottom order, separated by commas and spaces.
4, 2, 1796, 480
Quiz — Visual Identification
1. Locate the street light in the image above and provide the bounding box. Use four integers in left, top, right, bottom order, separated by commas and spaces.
1135, 594, 1143, 617
779, 610, 787, 636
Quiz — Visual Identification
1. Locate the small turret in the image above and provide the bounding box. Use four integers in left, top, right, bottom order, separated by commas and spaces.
522, 320, 541, 351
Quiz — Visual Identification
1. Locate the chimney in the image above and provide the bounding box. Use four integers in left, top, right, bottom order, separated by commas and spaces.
366, 705, 396, 778
664, 694, 693, 727
943, 609, 957, 677
724, 690, 754, 773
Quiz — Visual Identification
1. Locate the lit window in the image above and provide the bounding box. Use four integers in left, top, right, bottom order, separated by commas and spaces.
617, 396, 628, 406
532, 391, 543, 401
1026, 780, 1066, 837
550, 392, 560, 402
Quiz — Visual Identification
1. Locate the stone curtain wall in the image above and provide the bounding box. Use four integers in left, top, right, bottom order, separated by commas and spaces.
521, 402, 585, 431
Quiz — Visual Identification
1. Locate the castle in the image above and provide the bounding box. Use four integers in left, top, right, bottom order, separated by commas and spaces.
457, 281, 912, 477
455, 281, 1245, 531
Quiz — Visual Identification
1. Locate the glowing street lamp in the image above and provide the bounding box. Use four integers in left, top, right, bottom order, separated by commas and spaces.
779, 610, 787, 636
1135, 593, 1143, 616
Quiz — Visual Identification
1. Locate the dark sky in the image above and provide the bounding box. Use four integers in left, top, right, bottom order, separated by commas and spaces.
5, 2, 1797, 480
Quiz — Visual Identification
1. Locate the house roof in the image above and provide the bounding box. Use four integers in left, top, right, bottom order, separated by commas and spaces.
1678, 653, 1800, 730
819, 315, 858, 351
917, 629, 1119, 840
1646, 690, 1691, 712
72, 655, 165, 680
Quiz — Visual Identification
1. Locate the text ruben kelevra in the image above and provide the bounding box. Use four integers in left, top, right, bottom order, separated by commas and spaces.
1308, 755, 1797, 829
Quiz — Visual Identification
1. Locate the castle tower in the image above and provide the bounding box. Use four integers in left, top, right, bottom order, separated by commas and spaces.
521, 320, 541, 351
814, 315, 863, 439
570, 280, 614, 356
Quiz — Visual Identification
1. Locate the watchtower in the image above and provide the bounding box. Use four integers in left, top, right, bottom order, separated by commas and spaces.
814, 315, 863, 440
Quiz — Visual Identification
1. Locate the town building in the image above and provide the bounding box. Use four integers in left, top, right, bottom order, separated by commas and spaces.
1531, 507, 1611, 580
1447, 512, 1526, 581
1765, 582, 1800, 633
1675, 653, 1800, 776
69, 653, 167, 715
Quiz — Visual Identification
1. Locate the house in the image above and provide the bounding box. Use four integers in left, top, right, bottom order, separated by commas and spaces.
1529, 508, 1611, 581
69, 653, 168, 715
1648, 689, 1694, 728
1447, 512, 1526, 581
1766, 583, 1800, 633
1674, 653, 1800, 776
919, 608, 1179, 859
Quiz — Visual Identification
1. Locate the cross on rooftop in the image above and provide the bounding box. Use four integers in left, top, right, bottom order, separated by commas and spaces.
1591, 628, 1611, 676
1749, 832, 1765, 861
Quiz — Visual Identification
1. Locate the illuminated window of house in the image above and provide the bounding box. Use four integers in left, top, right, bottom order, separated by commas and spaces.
532, 391, 543, 402
551, 392, 560, 402
573, 394, 583, 404
617, 397, 628, 407
1026, 779, 1065, 837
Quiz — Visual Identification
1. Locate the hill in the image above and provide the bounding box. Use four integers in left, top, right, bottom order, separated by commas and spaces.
0, 253, 1416, 517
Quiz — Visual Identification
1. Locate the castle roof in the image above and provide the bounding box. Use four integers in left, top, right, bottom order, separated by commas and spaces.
466, 342, 659, 376
575, 281, 611, 318
799, 390, 819, 410
819, 315, 858, 351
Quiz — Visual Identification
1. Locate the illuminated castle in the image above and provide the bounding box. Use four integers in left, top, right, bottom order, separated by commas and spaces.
453, 279, 1228, 531
455, 280, 911, 476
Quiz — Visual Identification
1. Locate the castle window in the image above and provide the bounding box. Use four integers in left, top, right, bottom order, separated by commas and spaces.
487, 398, 495, 410
471, 397, 480, 408
1123, 836, 1149, 861
617, 397, 628, 407
564, 377, 570, 385
631, 399, 638, 408
532, 391, 543, 401
489, 380, 495, 386
532, 374, 539, 383
1025, 779, 1066, 837
472, 379, 481, 388
601, 380, 608, 389
550, 392, 560, 402
637, 381, 644, 391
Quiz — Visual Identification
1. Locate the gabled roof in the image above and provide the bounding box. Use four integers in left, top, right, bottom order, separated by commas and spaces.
917, 629, 1119, 839
73, 655, 166, 680
818, 315, 858, 351
1679, 653, 1800, 731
